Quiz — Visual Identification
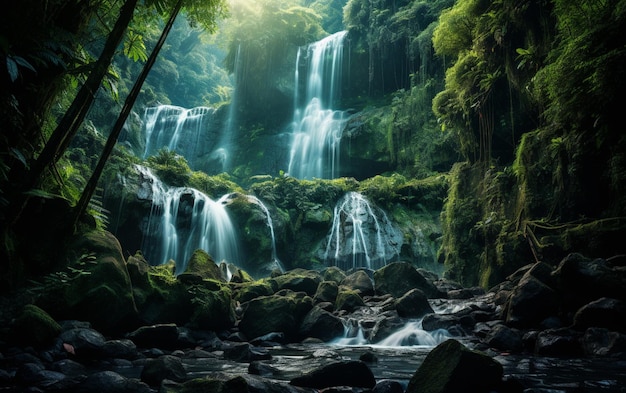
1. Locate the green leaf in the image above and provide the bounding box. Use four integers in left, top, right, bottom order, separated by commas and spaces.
6, 57, 18, 81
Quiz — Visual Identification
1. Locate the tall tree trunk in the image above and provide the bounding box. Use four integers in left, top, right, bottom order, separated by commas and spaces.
5, 0, 139, 228
73, 0, 185, 228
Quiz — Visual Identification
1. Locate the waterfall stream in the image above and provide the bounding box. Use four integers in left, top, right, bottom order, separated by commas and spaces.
323, 192, 402, 271
136, 165, 240, 274
287, 31, 349, 180
244, 194, 285, 273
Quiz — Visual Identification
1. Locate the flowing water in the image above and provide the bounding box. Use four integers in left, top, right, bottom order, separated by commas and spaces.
287, 31, 349, 179
142, 105, 215, 170
136, 165, 240, 273
323, 192, 402, 270
244, 194, 285, 273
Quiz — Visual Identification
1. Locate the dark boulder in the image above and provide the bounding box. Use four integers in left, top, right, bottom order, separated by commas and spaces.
572, 297, 626, 332
406, 339, 503, 393
395, 289, 434, 318
504, 273, 560, 328
299, 306, 344, 341
76, 371, 151, 393
290, 360, 376, 389
374, 262, 441, 298
341, 270, 375, 296
140, 354, 186, 386
127, 323, 179, 349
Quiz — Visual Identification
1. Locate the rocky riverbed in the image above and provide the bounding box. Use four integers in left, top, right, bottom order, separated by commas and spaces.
1, 248, 626, 392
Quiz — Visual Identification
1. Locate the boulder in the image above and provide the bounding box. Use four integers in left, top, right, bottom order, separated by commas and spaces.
50, 230, 139, 334
504, 273, 560, 328
76, 370, 151, 393
58, 327, 106, 359
314, 280, 339, 304
572, 297, 626, 332
182, 249, 225, 281
164, 375, 248, 393
299, 306, 344, 341
534, 328, 583, 356
11, 304, 61, 348
140, 354, 186, 386
239, 295, 299, 340
127, 323, 179, 349
233, 281, 274, 303
102, 339, 138, 360
374, 262, 440, 298
581, 327, 626, 356
341, 270, 375, 296
322, 266, 347, 284
223, 342, 271, 362
188, 283, 236, 331
269, 269, 322, 295
395, 289, 434, 318
406, 339, 503, 393
335, 288, 365, 312
483, 324, 523, 352
290, 360, 376, 389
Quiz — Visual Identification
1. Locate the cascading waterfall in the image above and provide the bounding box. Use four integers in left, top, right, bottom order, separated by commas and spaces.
142, 105, 215, 170
214, 44, 242, 172
136, 165, 240, 274
287, 30, 348, 180
244, 195, 285, 273
323, 192, 403, 271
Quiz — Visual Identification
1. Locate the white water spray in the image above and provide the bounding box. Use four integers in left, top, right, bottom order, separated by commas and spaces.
323, 192, 402, 271
136, 165, 240, 274
288, 31, 349, 179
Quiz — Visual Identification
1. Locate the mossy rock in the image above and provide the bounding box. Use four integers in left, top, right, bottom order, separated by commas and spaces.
233, 280, 274, 303
239, 295, 299, 340
268, 269, 322, 296
374, 262, 440, 298
162, 375, 248, 393
184, 249, 224, 281
321, 267, 347, 284
188, 283, 236, 331
44, 230, 138, 335
406, 339, 503, 393
314, 281, 339, 304
335, 288, 365, 312
11, 304, 61, 348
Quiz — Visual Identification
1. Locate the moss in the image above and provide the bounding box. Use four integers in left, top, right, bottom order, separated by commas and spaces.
335, 288, 365, 312
184, 249, 223, 281
11, 304, 61, 348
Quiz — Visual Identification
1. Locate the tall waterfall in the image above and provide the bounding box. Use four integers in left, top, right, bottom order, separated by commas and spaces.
287, 31, 348, 180
142, 105, 215, 170
136, 165, 240, 274
323, 192, 402, 271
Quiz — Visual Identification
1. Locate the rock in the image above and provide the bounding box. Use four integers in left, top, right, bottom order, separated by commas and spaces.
406, 339, 503, 393
58, 327, 106, 359
290, 360, 376, 389
534, 328, 583, 356
341, 270, 375, 296
11, 304, 61, 348
581, 327, 626, 356
54, 230, 139, 335
127, 323, 179, 349
233, 281, 274, 303
313, 280, 339, 304
269, 269, 322, 295
223, 342, 271, 362
239, 295, 298, 341
504, 273, 560, 328
183, 249, 224, 280
335, 288, 365, 312
421, 313, 463, 332
572, 297, 626, 332
248, 361, 280, 377
140, 354, 187, 386
322, 266, 347, 284
374, 262, 441, 298
483, 324, 523, 352
76, 370, 151, 393
50, 359, 87, 377
188, 283, 237, 331
299, 306, 344, 341
102, 339, 138, 360
395, 289, 434, 318
165, 375, 249, 393
373, 379, 404, 393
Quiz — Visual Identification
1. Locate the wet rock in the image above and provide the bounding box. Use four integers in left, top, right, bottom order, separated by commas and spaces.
395, 288, 434, 318
269, 269, 322, 296
248, 360, 280, 377
140, 354, 186, 386
341, 270, 375, 296
406, 339, 503, 393
223, 342, 272, 362
504, 273, 560, 328
164, 375, 249, 393
184, 249, 224, 280
50, 359, 87, 377
313, 280, 339, 304
322, 266, 347, 284
373, 379, 404, 393
58, 327, 106, 359
234, 281, 274, 303
102, 339, 138, 360
572, 297, 626, 332
534, 328, 583, 356
127, 323, 179, 349
483, 324, 523, 352
581, 327, 626, 356
374, 262, 441, 298
76, 370, 151, 393
421, 313, 463, 332
299, 306, 344, 341
290, 360, 376, 389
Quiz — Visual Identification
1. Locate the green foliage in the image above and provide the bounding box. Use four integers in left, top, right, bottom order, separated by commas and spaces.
188, 171, 243, 197
146, 148, 192, 186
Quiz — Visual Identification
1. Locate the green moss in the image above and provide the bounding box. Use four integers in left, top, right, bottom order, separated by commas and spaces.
11, 304, 61, 348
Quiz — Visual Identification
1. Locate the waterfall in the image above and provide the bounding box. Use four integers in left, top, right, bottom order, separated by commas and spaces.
136, 165, 240, 274
287, 31, 348, 180
323, 192, 402, 271
244, 194, 285, 273
215, 43, 242, 172
142, 104, 215, 170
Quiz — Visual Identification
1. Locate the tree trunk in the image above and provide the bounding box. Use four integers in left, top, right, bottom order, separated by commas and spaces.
73, 0, 185, 228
